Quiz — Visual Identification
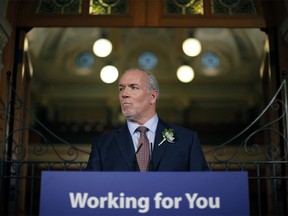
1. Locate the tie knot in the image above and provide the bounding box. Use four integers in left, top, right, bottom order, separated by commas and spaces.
137, 126, 148, 134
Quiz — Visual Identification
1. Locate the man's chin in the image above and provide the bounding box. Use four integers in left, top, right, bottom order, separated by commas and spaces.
124, 115, 137, 122
125, 115, 133, 121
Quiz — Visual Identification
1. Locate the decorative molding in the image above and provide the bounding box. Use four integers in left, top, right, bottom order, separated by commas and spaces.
0, 1, 12, 72
280, 0, 288, 44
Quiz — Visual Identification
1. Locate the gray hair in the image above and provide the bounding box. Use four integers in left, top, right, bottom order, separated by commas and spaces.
146, 70, 160, 100
123, 68, 160, 100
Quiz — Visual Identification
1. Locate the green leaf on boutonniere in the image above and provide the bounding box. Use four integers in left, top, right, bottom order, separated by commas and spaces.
158, 128, 175, 146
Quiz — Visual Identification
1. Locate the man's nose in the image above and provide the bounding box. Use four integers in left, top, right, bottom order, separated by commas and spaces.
120, 91, 129, 98
121, 89, 129, 98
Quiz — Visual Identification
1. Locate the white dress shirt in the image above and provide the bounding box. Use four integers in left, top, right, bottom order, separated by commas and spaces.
127, 114, 159, 155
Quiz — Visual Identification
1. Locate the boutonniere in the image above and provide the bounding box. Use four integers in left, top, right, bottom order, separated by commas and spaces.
158, 129, 175, 146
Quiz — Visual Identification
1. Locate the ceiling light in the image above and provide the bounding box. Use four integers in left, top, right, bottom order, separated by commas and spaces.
182, 38, 202, 57
177, 65, 195, 83
93, 38, 113, 57
100, 65, 118, 83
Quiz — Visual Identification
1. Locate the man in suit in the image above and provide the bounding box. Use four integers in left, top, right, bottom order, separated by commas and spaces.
86, 68, 209, 171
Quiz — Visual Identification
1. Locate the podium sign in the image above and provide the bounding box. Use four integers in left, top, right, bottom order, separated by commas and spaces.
40, 171, 249, 215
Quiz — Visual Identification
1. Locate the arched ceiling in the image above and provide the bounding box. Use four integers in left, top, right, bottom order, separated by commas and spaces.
26, 27, 267, 125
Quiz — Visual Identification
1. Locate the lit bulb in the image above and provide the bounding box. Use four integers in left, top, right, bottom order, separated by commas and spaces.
100, 65, 118, 83
177, 65, 195, 83
182, 38, 201, 57
93, 38, 113, 57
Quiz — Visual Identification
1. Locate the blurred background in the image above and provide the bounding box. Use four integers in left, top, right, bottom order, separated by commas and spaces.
26, 27, 267, 147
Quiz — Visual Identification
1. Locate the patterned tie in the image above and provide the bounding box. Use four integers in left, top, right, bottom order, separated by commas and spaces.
136, 126, 150, 172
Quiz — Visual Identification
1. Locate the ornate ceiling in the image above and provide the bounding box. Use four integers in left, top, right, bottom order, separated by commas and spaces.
26, 27, 267, 127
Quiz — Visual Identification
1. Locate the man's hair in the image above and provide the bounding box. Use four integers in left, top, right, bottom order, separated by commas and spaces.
123, 68, 160, 100
146, 70, 160, 100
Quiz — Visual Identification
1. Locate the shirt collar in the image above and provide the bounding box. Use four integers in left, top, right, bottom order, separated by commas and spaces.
127, 114, 159, 134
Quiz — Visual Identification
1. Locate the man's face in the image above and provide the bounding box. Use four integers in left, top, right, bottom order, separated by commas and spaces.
118, 70, 158, 124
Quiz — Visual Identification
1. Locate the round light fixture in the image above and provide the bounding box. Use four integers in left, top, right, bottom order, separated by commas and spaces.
93, 38, 113, 57
100, 65, 118, 83
177, 65, 195, 83
182, 38, 202, 57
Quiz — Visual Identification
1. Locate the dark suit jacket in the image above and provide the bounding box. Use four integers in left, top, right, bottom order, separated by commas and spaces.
86, 119, 209, 171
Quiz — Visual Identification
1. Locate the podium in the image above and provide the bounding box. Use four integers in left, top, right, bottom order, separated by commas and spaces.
39, 171, 249, 215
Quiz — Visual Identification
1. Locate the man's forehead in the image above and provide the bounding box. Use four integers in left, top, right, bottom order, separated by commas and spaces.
119, 72, 145, 84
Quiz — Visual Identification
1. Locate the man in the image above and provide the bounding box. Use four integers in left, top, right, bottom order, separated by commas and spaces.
86, 68, 209, 171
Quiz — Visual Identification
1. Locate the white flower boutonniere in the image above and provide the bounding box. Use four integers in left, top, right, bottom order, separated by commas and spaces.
158, 129, 175, 146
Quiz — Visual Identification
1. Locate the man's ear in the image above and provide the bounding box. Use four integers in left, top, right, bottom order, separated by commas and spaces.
150, 90, 158, 104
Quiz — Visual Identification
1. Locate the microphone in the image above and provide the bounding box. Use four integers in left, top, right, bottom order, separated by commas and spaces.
132, 153, 139, 171
133, 143, 153, 171
149, 142, 154, 171
132, 143, 142, 171
136, 143, 143, 154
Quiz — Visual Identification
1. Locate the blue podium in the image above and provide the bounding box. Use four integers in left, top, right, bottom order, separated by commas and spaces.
39, 171, 249, 215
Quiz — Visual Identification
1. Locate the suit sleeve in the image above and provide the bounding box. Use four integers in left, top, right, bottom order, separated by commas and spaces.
189, 132, 209, 171
86, 137, 102, 171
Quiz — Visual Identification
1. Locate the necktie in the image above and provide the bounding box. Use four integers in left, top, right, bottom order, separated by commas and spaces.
136, 126, 150, 172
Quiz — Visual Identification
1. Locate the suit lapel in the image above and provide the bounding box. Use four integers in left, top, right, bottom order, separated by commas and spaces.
151, 120, 171, 169
115, 124, 136, 171
114, 120, 172, 171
